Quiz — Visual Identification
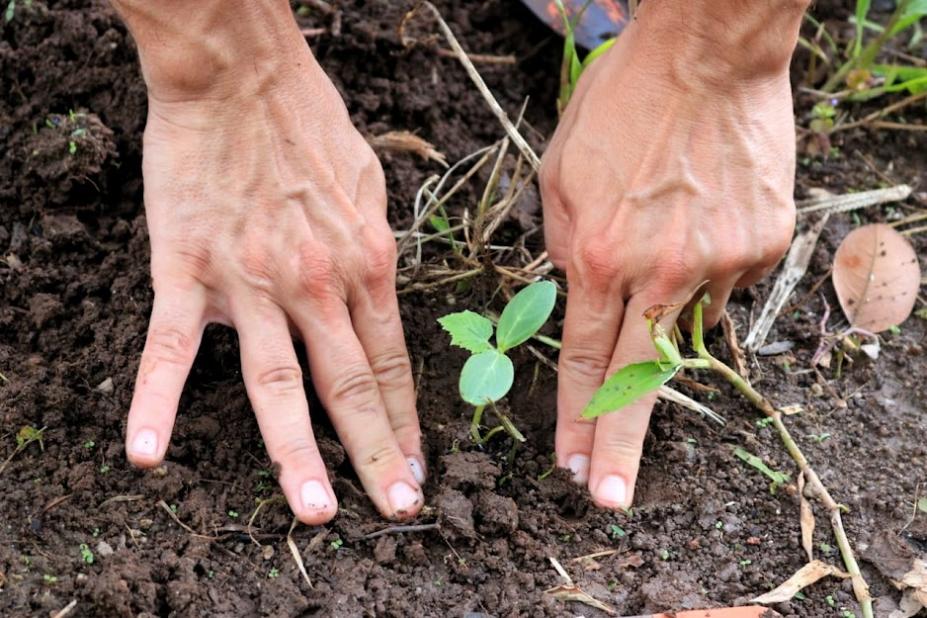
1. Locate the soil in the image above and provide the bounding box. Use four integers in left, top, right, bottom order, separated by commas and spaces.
1, 1, 926, 617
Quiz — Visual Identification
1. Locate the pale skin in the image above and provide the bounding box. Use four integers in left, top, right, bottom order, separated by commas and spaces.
111, 0, 808, 523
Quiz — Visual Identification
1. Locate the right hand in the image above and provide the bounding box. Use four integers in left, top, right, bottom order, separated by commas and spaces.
125, 42, 425, 523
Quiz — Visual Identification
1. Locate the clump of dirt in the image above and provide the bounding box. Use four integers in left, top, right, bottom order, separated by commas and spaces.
1, 1, 926, 617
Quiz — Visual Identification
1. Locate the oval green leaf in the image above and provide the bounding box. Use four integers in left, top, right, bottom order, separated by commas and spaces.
582, 361, 681, 419
459, 350, 514, 406
496, 281, 557, 352
438, 310, 494, 354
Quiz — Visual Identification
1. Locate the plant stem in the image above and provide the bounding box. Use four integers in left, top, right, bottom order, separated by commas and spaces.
700, 352, 872, 618
471, 405, 485, 444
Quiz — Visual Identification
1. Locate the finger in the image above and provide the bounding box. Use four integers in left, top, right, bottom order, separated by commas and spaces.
350, 274, 425, 485
556, 277, 624, 485
126, 281, 207, 467
236, 296, 337, 525
292, 299, 424, 520
588, 295, 684, 509
736, 261, 778, 289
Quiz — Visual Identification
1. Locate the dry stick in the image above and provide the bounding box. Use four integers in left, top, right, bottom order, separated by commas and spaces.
831, 91, 927, 133
720, 310, 749, 379
362, 522, 440, 540
421, 2, 542, 171
51, 600, 78, 618
870, 120, 927, 132
701, 355, 873, 618
435, 48, 516, 65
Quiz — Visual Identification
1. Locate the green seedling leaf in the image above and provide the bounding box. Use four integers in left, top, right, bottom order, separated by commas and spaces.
581, 38, 616, 70
917, 497, 927, 513
438, 310, 494, 354
496, 281, 557, 352
459, 350, 514, 405
734, 446, 790, 493
428, 213, 450, 233
583, 361, 681, 419
890, 0, 927, 35
853, 0, 871, 57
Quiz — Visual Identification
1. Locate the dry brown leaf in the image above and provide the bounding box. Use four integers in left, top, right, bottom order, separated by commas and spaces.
367, 131, 448, 167
798, 472, 815, 563
833, 224, 921, 332
544, 584, 617, 615
752, 560, 849, 604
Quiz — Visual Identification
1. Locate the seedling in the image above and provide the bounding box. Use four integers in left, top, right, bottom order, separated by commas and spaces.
42, 574, 58, 584
79, 544, 94, 565
0, 425, 46, 477
267, 567, 280, 579
329, 537, 343, 551
733, 447, 790, 494
823, 0, 927, 98
607, 524, 626, 540
583, 294, 874, 618
438, 280, 557, 444
554, 0, 617, 113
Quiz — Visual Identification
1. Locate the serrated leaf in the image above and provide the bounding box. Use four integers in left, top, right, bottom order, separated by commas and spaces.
496, 281, 557, 352
438, 311, 494, 354
459, 350, 514, 405
582, 361, 681, 419
832, 223, 921, 333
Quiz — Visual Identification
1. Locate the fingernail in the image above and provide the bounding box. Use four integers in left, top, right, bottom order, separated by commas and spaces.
595, 475, 628, 507
566, 453, 590, 484
407, 457, 426, 485
130, 428, 158, 457
387, 481, 421, 516
300, 480, 332, 511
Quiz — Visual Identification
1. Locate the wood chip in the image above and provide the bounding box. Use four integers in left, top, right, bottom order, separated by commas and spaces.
367, 131, 448, 167
798, 472, 815, 563
752, 560, 849, 604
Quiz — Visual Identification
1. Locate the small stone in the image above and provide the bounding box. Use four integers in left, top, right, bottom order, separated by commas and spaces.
95, 540, 114, 557
95, 377, 114, 395
373, 536, 397, 564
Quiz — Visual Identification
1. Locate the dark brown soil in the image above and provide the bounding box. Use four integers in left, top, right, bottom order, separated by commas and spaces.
1, 1, 926, 617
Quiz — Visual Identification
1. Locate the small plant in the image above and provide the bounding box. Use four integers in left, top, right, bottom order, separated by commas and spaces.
43, 574, 58, 584
0, 425, 46, 477
329, 537, 343, 551
227, 510, 239, 519
267, 567, 280, 579
79, 544, 94, 565
554, 0, 617, 113
583, 294, 874, 618
438, 280, 557, 444
607, 524, 626, 540
733, 447, 790, 494
83, 440, 95, 450
822, 0, 927, 98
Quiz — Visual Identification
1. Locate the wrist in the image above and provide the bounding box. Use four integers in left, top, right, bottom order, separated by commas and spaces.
627, 0, 809, 88
112, 0, 314, 103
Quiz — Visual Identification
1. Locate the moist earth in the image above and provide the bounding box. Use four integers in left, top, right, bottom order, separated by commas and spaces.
1, 1, 926, 617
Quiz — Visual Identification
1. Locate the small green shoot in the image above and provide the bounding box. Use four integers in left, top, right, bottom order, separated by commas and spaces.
607, 524, 626, 540
809, 432, 832, 443
734, 447, 790, 494
4, 0, 14, 23
0, 425, 46, 477
330, 537, 343, 551
554, 0, 617, 113
826, 594, 837, 607
268, 567, 280, 579
79, 544, 94, 565
756, 417, 774, 429
228, 510, 239, 519
739, 559, 752, 567
439, 281, 556, 443
657, 548, 670, 561
83, 440, 95, 450
917, 497, 927, 513
43, 574, 58, 584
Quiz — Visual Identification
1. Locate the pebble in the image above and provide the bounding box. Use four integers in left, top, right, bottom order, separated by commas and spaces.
96, 377, 114, 395
95, 540, 114, 557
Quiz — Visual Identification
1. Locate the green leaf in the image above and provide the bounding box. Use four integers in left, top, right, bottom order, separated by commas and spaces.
581, 38, 616, 70
582, 361, 681, 419
459, 350, 514, 405
733, 447, 790, 493
428, 214, 450, 233
495, 281, 557, 352
438, 310, 494, 354
890, 0, 927, 35
853, 0, 871, 57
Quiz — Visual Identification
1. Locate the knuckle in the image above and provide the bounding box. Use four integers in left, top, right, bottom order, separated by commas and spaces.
276, 437, 320, 465
296, 248, 339, 299
358, 443, 400, 472
573, 236, 621, 285
255, 365, 304, 398
239, 244, 277, 291
144, 325, 196, 366
368, 349, 413, 390
560, 348, 613, 384
362, 231, 398, 282
598, 434, 644, 464
329, 367, 380, 405
653, 247, 699, 292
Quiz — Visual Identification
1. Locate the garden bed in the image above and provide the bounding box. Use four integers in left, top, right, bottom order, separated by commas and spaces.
1, 1, 925, 616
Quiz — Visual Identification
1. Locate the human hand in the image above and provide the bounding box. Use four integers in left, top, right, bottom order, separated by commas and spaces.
116, 1, 424, 523
540, 0, 806, 508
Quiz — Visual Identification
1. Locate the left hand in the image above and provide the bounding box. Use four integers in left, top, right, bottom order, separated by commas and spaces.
539, 0, 802, 508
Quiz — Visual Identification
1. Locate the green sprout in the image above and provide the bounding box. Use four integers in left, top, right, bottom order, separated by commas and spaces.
0, 425, 46, 476
43, 574, 58, 584
438, 280, 556, 444
733, 447, 790, 494
330, 537, 343, 551
83, 440, 95, 450
554, 0, 617, 114
823, 0, 927, 98
607, 524, 626, 540
228, 510, 239, 519
268, 567, 280, 579
79, 544, 94, 565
